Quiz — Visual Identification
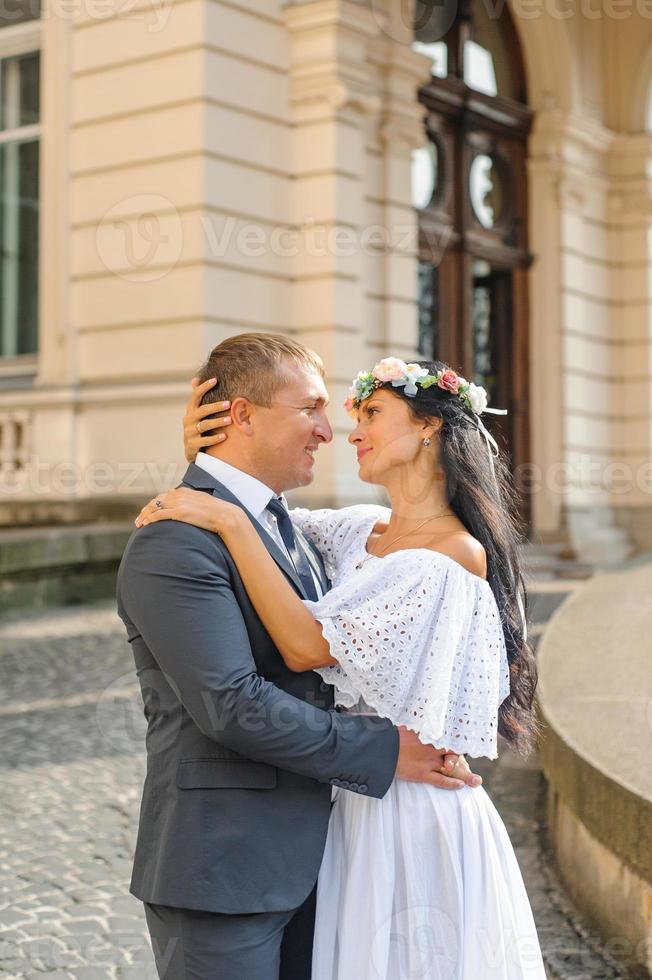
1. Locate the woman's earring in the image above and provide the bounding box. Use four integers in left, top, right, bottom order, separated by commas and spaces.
423, 437, 431, 448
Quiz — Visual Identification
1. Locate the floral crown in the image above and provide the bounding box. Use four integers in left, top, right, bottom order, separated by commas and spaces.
344, 357, 490, 417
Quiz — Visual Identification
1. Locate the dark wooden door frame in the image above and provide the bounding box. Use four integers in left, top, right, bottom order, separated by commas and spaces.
417, 74, 534, 526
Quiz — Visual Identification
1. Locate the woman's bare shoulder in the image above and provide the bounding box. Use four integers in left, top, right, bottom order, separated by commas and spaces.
433, 531, 487, 580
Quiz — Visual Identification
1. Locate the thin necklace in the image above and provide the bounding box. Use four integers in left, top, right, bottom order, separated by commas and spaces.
355, 509, 455, 570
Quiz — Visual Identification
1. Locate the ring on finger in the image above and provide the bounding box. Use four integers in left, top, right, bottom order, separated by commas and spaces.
155, 499, 163, 509
196, 422, 202, 434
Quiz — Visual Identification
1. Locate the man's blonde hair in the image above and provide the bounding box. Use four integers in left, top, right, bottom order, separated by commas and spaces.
196, 333, 325, 410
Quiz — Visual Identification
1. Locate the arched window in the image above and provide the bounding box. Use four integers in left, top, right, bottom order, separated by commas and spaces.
412, 0, 532, 519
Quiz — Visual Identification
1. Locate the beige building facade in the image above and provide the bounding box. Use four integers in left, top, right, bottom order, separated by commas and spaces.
2, 0, 652, 561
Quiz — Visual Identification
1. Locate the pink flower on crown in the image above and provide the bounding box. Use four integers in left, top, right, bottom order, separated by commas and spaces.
343, 396, 355, 414
437, 369, 461, 394
373, 357, 408, 383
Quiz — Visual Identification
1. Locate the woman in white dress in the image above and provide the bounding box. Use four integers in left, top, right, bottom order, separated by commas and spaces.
137, 356, 546, 980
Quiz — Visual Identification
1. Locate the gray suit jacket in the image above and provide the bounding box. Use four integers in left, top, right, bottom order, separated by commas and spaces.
117, 463, 399, 914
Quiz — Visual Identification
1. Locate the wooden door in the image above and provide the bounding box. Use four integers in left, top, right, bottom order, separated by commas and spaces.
413, 0, 533, 523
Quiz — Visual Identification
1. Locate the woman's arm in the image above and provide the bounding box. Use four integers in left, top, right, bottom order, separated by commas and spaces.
136, 488, 337, 672
135, 490, 480, 786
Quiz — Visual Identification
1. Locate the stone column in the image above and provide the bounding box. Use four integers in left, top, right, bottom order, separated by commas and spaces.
284, 0, 381, 506
284, 0, 427, 506
607, 133, 652, 553
527, 107, 567, 541
529, 108, 637, 561
371, 6, 429, 363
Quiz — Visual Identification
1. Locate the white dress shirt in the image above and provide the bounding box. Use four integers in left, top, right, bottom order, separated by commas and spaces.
194, 452, 323, 596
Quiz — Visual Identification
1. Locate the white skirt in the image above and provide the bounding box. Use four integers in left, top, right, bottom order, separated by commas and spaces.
312, 780, 547, 980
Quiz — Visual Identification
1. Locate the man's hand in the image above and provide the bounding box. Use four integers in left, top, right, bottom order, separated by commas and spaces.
395, 727, 483, 790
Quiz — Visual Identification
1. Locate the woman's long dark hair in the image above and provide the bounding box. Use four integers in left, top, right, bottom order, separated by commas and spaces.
382, 360, 540, 756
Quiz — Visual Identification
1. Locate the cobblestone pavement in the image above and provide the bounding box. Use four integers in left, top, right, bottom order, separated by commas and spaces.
0, 601, 637, 979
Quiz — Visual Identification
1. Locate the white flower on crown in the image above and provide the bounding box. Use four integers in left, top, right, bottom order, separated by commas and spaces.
405, 363, 430, 383
466, 382, 488, 414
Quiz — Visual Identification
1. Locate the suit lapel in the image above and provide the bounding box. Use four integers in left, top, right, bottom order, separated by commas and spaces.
181, 463, 307, 598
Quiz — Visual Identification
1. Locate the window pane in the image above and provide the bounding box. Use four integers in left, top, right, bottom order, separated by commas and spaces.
1, 54, 39, 131
19, 52, 39, 126
469, 154, 503, 229
17, 139, 39, 353
411, 141, 439, 211
464, 40, 497, 98
0, 139, 39, 356
413, 40, 448, 79
0, 61, 7, 131
0, 49, 40, 358
472, 260, 497, 406
413, 0, 455, 77
417, 260, 438, 361
0, 0, 40, 29
466, 0, 522, 101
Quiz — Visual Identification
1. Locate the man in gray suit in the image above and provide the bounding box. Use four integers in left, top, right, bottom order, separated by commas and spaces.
117, 333, 481, 980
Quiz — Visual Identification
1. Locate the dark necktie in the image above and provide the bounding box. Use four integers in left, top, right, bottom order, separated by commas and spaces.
265, 497, 319, 601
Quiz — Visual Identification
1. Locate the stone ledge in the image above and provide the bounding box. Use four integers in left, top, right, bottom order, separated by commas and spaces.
539, 702, 652, 884
0, 524, 132, 616
537, 558, 652, 976
0, 523, 131, 574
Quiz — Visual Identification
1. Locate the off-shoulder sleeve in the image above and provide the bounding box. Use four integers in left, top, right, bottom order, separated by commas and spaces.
302, 552, 511, 759
289, 504, 389, 577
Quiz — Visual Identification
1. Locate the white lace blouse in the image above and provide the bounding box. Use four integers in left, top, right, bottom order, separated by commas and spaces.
290, 504, 511, 759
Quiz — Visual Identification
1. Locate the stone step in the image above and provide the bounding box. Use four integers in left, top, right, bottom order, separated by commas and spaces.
522, 539, 595, 591
524, 579, 586, 626
526, 559, 595, 581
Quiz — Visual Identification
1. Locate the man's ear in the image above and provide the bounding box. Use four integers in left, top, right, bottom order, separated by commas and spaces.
230, 396, 255, 435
